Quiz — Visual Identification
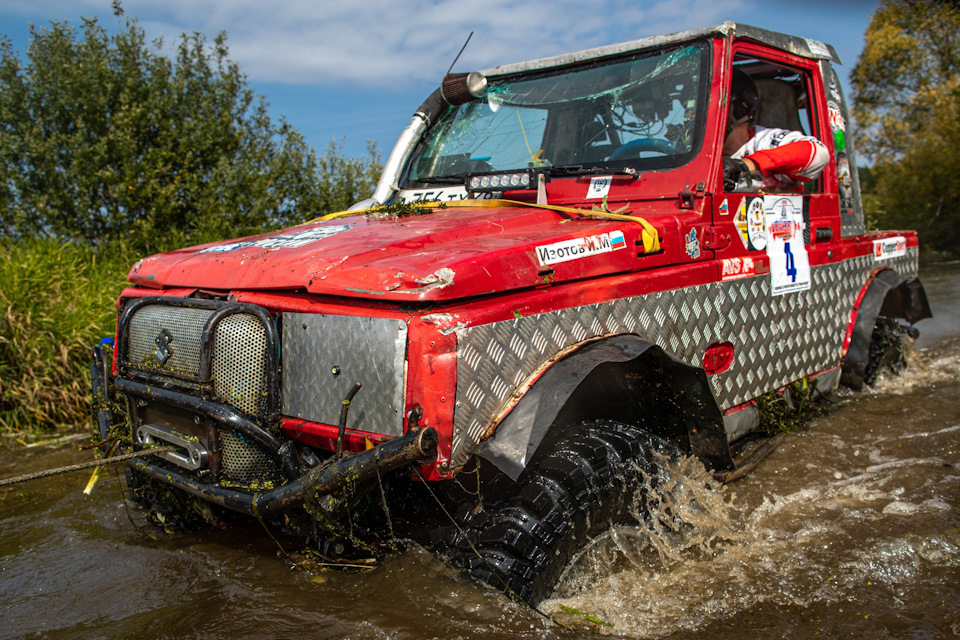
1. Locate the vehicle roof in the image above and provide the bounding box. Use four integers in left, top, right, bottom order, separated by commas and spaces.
478, 21, 841, 78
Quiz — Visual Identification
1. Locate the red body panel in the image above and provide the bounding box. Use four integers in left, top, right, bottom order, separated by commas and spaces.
114, 30, 922, 473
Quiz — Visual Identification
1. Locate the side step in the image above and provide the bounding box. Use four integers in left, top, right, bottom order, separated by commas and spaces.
713, 433, 786, 484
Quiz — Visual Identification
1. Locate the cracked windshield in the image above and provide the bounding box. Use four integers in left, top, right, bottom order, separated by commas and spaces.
404, 43, 705, 186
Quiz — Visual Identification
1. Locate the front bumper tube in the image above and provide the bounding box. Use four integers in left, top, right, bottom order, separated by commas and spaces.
90, 340, 439, 518
128, 426, 439, 517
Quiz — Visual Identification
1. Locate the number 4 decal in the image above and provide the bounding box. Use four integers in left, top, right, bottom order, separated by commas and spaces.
784, 241, 797, 282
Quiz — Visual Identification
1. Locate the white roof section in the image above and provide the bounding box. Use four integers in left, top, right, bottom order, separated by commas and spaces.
479, 22, 841, 78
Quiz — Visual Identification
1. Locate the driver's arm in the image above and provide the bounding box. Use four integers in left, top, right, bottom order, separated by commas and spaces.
740, 128, 829, 182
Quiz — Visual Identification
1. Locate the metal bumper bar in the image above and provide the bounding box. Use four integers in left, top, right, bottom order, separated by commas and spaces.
91, 341, 439, 518
128, 426, 439, 517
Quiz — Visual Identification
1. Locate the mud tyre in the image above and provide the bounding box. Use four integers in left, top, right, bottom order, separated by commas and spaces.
456, 420, 679, 605
864, 317, 914, 386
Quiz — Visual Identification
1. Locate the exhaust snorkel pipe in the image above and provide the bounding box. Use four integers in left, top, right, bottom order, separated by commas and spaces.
367, 72, 487, 206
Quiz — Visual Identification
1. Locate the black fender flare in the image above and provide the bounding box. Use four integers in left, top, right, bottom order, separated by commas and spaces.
477, 334, 733, 480
840, 269, 932, 390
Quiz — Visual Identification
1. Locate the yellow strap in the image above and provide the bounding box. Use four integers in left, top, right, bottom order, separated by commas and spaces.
313, 198, 661, 253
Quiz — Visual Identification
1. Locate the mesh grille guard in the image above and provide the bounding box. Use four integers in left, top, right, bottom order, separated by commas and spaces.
117, 296, 280, 422
116, 296, 284, 489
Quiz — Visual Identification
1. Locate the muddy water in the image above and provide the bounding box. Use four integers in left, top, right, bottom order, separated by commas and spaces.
2, 264, 958, 640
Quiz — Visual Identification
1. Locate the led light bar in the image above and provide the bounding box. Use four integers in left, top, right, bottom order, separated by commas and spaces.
467, 171, 534, 193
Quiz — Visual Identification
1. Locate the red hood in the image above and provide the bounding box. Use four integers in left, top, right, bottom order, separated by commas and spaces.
129, 205, 652, 302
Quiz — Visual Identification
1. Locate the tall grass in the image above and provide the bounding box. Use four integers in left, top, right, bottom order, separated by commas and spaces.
0, 238, 134, 437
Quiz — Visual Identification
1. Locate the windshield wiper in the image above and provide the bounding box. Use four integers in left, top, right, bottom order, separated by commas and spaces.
545, 165, 638, 179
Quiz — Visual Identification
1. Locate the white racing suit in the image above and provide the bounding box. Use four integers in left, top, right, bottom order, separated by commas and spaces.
731, 125, 829, 191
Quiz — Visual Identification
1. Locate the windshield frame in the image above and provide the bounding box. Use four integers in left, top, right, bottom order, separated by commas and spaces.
400, 39, 712, 189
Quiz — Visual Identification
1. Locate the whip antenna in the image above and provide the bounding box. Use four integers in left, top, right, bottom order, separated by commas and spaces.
446, 31, 474, 76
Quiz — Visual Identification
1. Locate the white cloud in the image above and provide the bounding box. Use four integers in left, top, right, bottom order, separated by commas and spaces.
13, 0, 880, 97
1, 0, 874, 156
29, 0, 747, 87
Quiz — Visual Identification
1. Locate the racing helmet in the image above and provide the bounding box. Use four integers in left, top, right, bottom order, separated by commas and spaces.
727, 68, 759, 133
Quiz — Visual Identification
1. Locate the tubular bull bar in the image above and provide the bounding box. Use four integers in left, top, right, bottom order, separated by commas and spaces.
91, 343, 439, 518
128, 426, 438, 517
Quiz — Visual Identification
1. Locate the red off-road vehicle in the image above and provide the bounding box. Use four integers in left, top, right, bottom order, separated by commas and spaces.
92, 22, 931, 604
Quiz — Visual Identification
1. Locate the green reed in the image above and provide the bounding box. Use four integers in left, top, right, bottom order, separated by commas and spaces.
0, 238, 134, 438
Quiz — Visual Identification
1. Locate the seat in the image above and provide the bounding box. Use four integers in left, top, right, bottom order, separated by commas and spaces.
754, 79, 804, 132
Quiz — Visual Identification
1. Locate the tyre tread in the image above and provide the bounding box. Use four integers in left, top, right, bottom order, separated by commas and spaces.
456, 420, 674, 603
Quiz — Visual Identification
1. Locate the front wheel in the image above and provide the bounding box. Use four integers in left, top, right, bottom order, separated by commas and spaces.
455, 420, 679, 605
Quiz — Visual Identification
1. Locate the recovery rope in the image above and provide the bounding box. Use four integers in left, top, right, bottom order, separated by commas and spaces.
0, 446, 176, 488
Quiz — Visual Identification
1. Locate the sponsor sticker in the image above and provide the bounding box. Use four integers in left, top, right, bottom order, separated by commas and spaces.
587, 176, 613, 199
764, 195, 810, 296
768, 217, 799, 241
837, 157, 853, 212
734, 198, 750, 250
828, 77, 842, 103
685, 228, 701, 259
200, 224, 351, 253
535, 230, 624, 265
747, 198, 767, 251
398, 186, 497, 202
873, 236, 907, 261
719, 198, 729, 216
720, 256, 757, 281
805, 38, 832, 59
609, 230, 627, 250
827, 101, 845, 133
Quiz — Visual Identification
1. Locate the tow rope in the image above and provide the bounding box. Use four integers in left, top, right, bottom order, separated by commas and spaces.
0, 446, 176, 488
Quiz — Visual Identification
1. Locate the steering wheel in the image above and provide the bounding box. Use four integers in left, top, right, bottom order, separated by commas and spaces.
607, 138, 676, 160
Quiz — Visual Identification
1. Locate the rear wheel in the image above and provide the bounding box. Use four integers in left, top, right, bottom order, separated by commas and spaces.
864, 317, 915, 386
455, 420, 679, 604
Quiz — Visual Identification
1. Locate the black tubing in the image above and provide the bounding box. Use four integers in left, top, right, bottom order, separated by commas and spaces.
415, 88, 448, 127
129, 427, 438, 518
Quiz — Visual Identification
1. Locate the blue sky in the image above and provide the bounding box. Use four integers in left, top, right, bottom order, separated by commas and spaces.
0, 0, 880, 159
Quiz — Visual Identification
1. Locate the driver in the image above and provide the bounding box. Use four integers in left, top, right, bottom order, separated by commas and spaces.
722, 68, 828, 191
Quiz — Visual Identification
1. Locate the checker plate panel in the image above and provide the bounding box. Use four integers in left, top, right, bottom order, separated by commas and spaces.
282, 313, 407, 436
452, 250, 918, 467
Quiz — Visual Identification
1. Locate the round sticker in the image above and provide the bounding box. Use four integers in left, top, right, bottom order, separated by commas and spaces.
747, 198, 766, 251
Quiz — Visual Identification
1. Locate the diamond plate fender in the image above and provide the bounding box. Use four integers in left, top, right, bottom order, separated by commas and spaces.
477, 334, 733, 479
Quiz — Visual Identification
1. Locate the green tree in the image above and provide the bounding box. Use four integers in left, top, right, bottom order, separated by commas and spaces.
0, 5, 380, 254
851, 0, 960, 254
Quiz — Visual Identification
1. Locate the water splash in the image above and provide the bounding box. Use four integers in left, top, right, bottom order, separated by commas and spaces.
543, 453, 741, 636
540, 345, 960, 638
868, 346, 960, 395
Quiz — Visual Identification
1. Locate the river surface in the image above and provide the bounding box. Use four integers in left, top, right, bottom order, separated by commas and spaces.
2, 263, 958, 640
